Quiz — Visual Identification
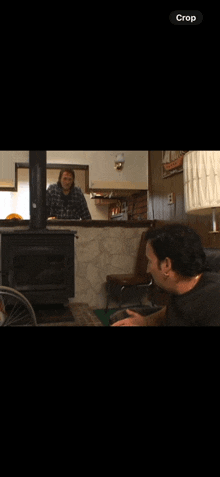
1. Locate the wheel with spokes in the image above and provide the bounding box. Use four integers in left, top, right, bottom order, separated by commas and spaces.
0, 286, 37, 326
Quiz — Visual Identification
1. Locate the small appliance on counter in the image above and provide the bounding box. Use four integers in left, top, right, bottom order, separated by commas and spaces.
110, 203, 128, 220
111, 211, 128, 221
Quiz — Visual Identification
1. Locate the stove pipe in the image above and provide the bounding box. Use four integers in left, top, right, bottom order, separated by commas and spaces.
29, 151, 47, 229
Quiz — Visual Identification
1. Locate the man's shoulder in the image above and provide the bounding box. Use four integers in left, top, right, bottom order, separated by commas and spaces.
47, 183, 60, 193
71, 186, 83, 196
201, 271, 220, 287
170, 272, 220, 304
167, 272, 220, 325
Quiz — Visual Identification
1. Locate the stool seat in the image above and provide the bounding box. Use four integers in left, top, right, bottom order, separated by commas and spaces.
106, 273, 152, 286
105, 230, 153, 312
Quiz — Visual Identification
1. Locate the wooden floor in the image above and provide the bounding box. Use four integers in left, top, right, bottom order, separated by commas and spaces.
35, 303, 103, 326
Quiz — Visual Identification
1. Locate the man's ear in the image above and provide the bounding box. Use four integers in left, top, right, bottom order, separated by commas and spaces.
161, 257, 172, 273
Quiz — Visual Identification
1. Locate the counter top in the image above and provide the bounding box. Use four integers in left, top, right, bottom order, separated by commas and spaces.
0, 219, 156, 228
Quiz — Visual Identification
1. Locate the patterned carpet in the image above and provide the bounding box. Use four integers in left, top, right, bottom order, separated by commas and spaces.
35, 303, 104, 326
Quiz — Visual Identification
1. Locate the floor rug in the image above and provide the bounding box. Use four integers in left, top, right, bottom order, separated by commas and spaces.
93, 309, 118, 326
34, 304, 74, 325
34, 303, 103, 326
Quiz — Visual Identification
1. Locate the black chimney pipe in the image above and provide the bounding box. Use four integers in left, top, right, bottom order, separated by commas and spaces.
29, 151, 47, 230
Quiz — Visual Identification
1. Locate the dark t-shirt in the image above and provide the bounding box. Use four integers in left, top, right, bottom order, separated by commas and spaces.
164, 272, 220, 326
61, 191, 70, 208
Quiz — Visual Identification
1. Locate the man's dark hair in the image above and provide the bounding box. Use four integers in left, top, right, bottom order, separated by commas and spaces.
57, 168, 75, 189
145, 223, 208, 277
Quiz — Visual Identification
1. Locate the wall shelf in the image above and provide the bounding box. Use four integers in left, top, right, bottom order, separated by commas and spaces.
94, 198, 118, 205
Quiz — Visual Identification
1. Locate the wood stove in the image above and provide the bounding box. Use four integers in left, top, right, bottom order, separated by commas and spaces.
1, 151, 77, 305
1, 230, 76, 304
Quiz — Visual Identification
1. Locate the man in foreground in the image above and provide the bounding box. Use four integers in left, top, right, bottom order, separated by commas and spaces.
112, 223, 220, 326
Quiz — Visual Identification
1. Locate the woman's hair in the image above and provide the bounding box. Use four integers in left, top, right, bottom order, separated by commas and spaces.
57, 168, 75, 189
145, 223, 208, 277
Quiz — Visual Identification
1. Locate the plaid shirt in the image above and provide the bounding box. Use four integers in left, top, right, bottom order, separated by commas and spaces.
46, 183, 91, 219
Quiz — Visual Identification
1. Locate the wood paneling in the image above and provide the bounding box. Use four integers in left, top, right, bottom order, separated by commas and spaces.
148, 151, 220, 248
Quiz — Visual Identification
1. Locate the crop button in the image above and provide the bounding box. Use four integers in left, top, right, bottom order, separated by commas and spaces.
169, 10, 203, 25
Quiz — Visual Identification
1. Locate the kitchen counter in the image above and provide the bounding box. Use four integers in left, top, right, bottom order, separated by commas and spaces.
0, 219, 155, 228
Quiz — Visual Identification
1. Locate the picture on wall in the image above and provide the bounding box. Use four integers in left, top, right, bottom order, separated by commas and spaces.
162, 151, 189, 178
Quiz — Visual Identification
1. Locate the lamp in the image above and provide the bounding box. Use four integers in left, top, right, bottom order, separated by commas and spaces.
114, 153, 125, 171
183, 151, 220, 233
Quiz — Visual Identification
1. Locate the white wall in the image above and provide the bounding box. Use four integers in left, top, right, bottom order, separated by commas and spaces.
88, 151, 148, 189
0, 151, 29, 187
0, 169, 30, 219
47, 151, 148, 189
0, 151, 149, 188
